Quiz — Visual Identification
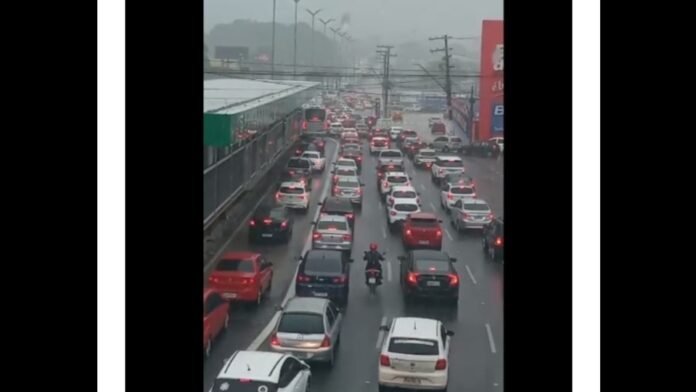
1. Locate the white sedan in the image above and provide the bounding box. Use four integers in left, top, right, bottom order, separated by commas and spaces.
301, 151, 326, 172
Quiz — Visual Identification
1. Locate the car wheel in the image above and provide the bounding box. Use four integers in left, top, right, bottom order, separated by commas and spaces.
489, 246, 496, 261
264, 280, 272, 298
482, 238, 489, 253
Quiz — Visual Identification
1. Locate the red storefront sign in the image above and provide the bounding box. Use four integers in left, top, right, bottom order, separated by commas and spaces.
478, 20, 504, 142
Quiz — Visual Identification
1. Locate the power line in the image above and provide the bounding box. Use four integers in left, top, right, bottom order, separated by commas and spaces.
203, 69, 484, 78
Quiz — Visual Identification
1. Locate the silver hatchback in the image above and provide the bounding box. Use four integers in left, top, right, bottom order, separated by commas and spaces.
332, 176, 364, 206
312, 214, 353, 252
270, 297, 343, 366
451, 198, 494, 231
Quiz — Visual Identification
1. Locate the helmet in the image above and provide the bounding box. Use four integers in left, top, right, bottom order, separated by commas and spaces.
369, 243, 378, 251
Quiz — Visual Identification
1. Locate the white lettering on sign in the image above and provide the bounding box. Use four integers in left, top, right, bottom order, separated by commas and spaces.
493, 105, 504, 116
492, 44, 504, 72
491, 79, 504, 93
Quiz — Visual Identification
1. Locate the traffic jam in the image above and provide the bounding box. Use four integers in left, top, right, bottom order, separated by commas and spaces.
203, 93, 504, 392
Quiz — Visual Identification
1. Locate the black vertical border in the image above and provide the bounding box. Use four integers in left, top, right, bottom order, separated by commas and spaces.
126, 0, 202, 390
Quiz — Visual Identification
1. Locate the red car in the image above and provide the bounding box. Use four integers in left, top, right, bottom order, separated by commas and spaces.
203, 288, 230, 358
208, 252, 273, 306
402, 213, 443, 250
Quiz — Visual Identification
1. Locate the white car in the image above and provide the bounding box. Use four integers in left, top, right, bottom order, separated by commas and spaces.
431, 156, 465, 184
428, 117, 441, 126
440, 183, 476, 210
329, 122, 343, 136
276, 181, 309, 212
301, 151, 326, 172
489, 137, 504, 153
378, 149, 405, 167
378, 317, 453, 392
380, 172, 411, 196
414, 148, 438, 168
334, 157, 359, 175
341, 129, 359, 140
210, 350, 311, 392
386, 200, 420, 229
387, 185, 420, 207
390, 126, 404, 141
370, 137, 390, 154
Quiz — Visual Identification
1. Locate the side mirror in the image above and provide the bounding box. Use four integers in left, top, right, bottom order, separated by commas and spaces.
446, 330, 455, 337
379, 325, 390, 332
300, 361, 311, 370
311, 221, 317, 225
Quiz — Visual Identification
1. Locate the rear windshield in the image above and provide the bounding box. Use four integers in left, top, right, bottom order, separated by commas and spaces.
373, 140, 387, 146
336, 169, 356, 176
216, 259, 254, 272
393, 190, 417, 198
277, 313, 325, 334
432, 123, 446, 130
388, 338, 439, 356
337, 179, 359, 188
212, 380, 278, 392
381, 151, 403, 158
410, 218, 439, 227
402, 131, 418, 137
255, 208, 285, 220
451, 137, 463, 143
337, 160, 355, 166
280, 186, 304, 194
464, 203, 490, 211
380, 165, 404, 172
387, 176, 408, 183
450, 187, 474, 194
438, 160, 463, 167
343, 144, 360, 150
415, 259, 450, 273
287, 159, 311, 169
419, 151, 436, 157
394, 204, 419, 212
317, 221, 348, 231
305, 256, 343, 275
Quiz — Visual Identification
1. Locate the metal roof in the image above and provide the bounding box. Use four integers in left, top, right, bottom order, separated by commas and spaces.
204, 78, 320, 115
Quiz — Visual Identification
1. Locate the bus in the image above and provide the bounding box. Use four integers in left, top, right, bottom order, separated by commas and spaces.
303, 107, 327, 135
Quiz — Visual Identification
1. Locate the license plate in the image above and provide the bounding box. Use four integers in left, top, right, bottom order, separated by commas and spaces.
418, 240, 430, 245
403, 377, 421, 384
426, 281, 441, 287
368, 277, 376, 284
313, 292, 328, 297
261, 234, 273, 238
222, 293, 238, 299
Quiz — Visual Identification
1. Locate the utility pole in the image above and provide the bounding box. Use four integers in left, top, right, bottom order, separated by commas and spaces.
293, 0, 301, 79
377, 45, 396, 119
429, 35, 454, 120
271, 0, 277, 79
467, 85, 477, 141
305, 8, 322, 68
330, 27, 340, 89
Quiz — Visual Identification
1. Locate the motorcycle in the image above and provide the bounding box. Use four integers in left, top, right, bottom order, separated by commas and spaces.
364, 250, 386, 295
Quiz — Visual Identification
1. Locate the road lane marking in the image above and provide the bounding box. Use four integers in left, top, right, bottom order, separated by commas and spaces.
376, 316, 388, 349
382, 225, 387, 239
247, 138, 339, 351
429, 202, 436, 212
444, 229, 453, 241
485, 323, 497, 354
465, 264, 478, 285
420, 184, 426, 191
386, 261, 392, 282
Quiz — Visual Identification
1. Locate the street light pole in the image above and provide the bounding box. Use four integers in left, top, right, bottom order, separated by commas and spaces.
305, 8, 322, 68
271, 0, 277, 79
293, 0, 300, 78
319, 18, 335, 37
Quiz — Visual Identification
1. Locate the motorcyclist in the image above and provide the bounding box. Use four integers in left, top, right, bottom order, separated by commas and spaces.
364, 242, 385, 284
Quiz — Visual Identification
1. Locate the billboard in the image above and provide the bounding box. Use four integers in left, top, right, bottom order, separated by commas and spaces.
478, 20, 504, 142
214, 46, 249, 60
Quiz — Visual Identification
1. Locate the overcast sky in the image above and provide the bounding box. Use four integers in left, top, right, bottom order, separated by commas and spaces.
204, 0, 502, 43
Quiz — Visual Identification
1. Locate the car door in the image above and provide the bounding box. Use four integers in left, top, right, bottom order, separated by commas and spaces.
285, 357, 310, 392
328, 301, 342, 338
259, 256, 273, 291
209, 292, 227, 337
325, 304, 338, 345
441, 184, 451, 206
277, 358, 299, 391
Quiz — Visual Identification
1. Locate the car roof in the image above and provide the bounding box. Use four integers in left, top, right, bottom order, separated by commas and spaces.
391, 185, 416, 192
279, 181, 305, 189
336, 176, 360, 184
437, 155, 462, 161
411, 249, 450, 261
221, 251, 259, 260
461, 198, 489, 205
390, 317, 440, 340
418, 148, 436, 153
409, 212, 438, 220
217, 350, 286, 382
253, 205, 284, 215
322, 197, 353, 210
284, 296, 330, 314
393, 199, 419, 206
305, 249, 344, 263
318, 214, 348, 223
386, 172, 408, 178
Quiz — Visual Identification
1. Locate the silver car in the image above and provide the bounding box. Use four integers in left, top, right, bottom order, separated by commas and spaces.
270, 297, 343, 366
312, 214, 353, 252
451, 198, 493, 231
431, 135, 464, 152
332, 176, 363, 206
378, 149, 404, 167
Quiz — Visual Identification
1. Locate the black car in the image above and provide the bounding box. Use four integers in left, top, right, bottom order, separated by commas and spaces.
279, 168, 312, 191
482, 217, 504, 261
398, 250, 459, 304
295, 250, 352, 307
318, 197, 356, 232
460, 141, 501, 158
341, 149, 363, 171
248, 205, 294, 243
376, 162, 406, 185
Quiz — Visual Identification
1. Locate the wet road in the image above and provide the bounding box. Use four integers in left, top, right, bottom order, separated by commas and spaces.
203, 111, 504, 392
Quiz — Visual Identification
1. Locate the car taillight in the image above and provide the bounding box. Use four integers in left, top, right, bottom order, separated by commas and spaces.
209, 276, 220, 284
296, 149, 301, 154
343, 234, 352, 241
346, 213, 354, 220
487, 213, 494, 220
333, 187, 340, 194
380, 355, 391, 367
281, 220, 288, 228
425, 162, 432, 168
320, 335, 331, 348
313, 232, 322, 240
275, 192, 281, 200
298, 195, 305, 200
239, 378, 252, 383
472, 193, 477, 198
436, 230, 442, 237
447, 193, 454, 200
302, 120, 307, 130
449, 274, 459, 286
332, 275, 347, 284
462, 213, 471, 219
388, 197, 394, 205
270, 333, 280, 347
263, 218, 273, 225
357, 188, 362, 195
435, 359, 447, 370
390, 210, 397, 216
407, 272, 419, 285
356, 156, 362, 161
405, 229, 412, 236
495, 237, 503, 246
297, 274, 311, 283
382, 181, 389, 188
249, 219, 256, 226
